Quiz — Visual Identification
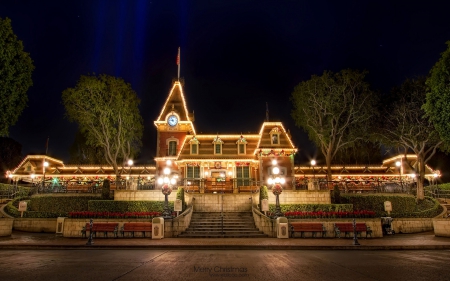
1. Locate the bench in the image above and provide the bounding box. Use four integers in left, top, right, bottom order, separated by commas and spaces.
334, 222, 372, 238
81, 222, 119, 238
66, 185, 91, 193
290, 222, 326, 238
120, 222, 152, 237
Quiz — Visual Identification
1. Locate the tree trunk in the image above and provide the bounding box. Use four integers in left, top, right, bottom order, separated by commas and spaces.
416, 155, 426, 201
326, 151, 333, 182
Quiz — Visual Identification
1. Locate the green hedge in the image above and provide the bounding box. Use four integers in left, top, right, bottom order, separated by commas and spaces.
88, 200, 174, 213
28, 196, 100, 214
268, 204, 353, 213
4, 197, 24, 217
340, 194, 442, 218
0, 184, 33, 198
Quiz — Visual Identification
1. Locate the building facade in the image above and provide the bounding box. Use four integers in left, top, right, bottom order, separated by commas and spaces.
8, 80, 440, 193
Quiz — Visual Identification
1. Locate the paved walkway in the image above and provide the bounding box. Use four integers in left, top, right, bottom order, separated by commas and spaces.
1, 230, 450, 250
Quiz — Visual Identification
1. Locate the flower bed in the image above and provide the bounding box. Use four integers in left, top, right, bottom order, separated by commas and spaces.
281, 210, 376, 219
68, 211, 162, 219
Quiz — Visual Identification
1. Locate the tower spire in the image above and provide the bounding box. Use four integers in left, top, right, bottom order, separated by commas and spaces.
266, 102, 269, 121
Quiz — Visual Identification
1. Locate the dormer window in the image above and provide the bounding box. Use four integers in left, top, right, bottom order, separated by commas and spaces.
236, 135, 247, 155
270, 127, 281, 145
189, 136, 200, 155
212, 136, 224, 155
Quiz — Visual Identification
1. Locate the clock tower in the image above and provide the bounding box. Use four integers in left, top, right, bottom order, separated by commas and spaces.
154, 80, 195, 173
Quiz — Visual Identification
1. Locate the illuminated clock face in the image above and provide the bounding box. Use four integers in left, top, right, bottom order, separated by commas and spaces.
167, 115, 178, 127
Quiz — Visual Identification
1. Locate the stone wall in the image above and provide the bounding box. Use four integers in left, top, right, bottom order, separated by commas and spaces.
268, 190, 331, 205
432, 219, 450, 237
163, 206, 193, 238
252, 208, 276, 237
13, 218, 57, 233
0, 218, 13, 236
114, 190, 177, 201
392, 218, 433, 234
186, 193, 257, 212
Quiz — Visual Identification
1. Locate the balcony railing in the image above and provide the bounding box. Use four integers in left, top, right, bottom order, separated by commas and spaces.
179, 178, 260, 193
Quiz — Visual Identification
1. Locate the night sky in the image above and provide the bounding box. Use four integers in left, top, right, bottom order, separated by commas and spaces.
2, 0, 450, 166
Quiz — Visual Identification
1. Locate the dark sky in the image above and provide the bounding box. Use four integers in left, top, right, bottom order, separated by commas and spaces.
2, 0, 450, 166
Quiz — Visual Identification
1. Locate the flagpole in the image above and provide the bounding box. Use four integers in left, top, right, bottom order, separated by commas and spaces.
177, 47, 180, 81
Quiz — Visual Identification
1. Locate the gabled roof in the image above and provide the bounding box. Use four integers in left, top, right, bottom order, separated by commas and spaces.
154, 81, 196, 134
255, 122, 297, 154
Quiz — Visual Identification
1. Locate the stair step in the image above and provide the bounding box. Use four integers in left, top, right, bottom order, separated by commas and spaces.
179, 211, 268, 238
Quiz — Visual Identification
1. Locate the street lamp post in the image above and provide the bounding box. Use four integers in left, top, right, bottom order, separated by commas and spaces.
268, 161, 285, 218
311, 160, 316, 190
157, 160, 176, 219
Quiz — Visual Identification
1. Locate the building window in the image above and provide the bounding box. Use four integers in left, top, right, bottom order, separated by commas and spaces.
236, 135, 247, 155
168, 141, 177, 156
189, 136, 200, 155
215, 144, 222, 154
236, 166, 250, 187
212, 136, 224, 155
270, 127, 281, 145
271, 133, 279, 145
187, 166, 200, 178
166, 136, 179, 156
191, 144, 198, 154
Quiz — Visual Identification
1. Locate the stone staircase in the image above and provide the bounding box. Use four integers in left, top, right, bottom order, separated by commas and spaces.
178, 212, 268, 238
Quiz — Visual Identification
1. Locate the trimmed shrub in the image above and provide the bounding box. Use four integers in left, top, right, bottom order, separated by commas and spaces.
176, 187, 185, 211
268, 204, 353, 213
88, 200, 174, 213
0, 184, 33, 198
332, 185, 341, 204
259, 185, 268, 211
340, 194, 442, 218
27, 195, 100, 215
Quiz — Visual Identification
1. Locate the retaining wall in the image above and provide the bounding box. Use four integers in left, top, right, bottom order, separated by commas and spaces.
392, 218, 433, 234
432, 219, 450, 237
13, 218, 57, 233
0, 218, 13, 236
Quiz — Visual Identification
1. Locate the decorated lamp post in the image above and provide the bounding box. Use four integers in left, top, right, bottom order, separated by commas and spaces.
268, 160, 285, 218
311, 159, 316, 190
157, 160, 177, 219
127, 159, 133, 190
